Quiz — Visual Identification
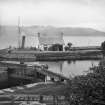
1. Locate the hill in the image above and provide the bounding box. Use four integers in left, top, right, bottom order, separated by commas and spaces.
23, 25, 105, 36
1, 25, 105, 37
0, 25, 105, 48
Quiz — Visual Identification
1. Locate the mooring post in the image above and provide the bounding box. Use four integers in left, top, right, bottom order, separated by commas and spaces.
11, 95, 14, 105
51, 77, 55, 82
45, 75, 47, 82
53, 95, 58, 105
39, 95, 43, 103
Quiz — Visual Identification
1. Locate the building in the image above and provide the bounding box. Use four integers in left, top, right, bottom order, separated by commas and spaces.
21, 27, 65, 51
38, 32, 64, 51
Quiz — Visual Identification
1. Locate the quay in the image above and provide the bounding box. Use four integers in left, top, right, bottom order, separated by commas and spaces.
0, 61, 70, 83
0, 48, 103, 61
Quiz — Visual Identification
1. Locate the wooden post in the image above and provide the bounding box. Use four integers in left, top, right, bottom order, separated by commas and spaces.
21, 35, 25, 49
39, 95, 43, 103
11, 95, 14, 105
53, 95, 56, 105
53, 95, 58, 105
33, 67, 37, 80
45, 76, 47, 83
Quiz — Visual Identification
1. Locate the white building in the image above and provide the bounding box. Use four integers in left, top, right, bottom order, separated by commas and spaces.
38, 32, 64, 51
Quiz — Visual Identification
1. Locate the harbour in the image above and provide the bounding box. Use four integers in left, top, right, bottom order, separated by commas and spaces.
0, 29, 104, 104
0, 30, 104, 105
1, 0, 105, 104
0, 59, 100, 89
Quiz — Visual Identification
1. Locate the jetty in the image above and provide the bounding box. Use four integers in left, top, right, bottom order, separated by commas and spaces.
0, 49, 102, 61
0, 61, 70, 82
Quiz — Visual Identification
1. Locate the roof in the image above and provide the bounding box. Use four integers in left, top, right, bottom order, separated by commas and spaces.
39, 37, 64, 45
38, 36, 64, 45
22, 27, 64, 45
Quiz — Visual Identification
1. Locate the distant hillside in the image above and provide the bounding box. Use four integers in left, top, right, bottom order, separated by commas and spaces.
59, 27, 105, 36
0, 25, 105, 37
24, 26, 105, 36
0, 25, 105, 48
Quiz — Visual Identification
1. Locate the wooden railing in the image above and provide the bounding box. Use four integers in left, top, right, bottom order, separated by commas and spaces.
0, 94, 70, 105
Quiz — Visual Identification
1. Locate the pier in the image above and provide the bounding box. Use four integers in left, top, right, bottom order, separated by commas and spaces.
0, 61, 70, 83
0, 48, 102, 61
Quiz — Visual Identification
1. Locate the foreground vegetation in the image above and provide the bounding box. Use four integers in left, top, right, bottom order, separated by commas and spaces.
64, 60, 105, 105
5, 59, 104, 105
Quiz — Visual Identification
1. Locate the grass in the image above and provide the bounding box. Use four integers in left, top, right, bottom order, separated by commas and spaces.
12, 82, 67, 95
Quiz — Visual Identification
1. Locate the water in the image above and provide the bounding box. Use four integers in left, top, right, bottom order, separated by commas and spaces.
1, 60, 100, 78
0, 36, 105, 48
64, 36, 105, 47
27, 60, 100, 78
0, 35, 102, 78
0, 35, 103, 88
0, 60, 100, 89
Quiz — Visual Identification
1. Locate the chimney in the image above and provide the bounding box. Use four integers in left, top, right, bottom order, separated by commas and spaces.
61, 32, 63, 38
38, 32, 40, 37
21, 35, 25, 49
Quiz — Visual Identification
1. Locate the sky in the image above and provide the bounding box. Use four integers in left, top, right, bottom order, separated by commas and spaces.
0, 0, 105, 31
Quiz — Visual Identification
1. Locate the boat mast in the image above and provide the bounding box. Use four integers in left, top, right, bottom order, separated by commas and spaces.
18, 16, 21, 48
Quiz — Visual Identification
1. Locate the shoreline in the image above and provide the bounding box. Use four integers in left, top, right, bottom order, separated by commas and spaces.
0, 49, 103, 61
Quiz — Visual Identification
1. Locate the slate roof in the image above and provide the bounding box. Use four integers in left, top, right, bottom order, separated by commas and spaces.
22, 27, 64, 45
38, 35, 64, 45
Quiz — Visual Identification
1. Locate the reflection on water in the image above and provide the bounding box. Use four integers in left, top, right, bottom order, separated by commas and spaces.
37, 60, 100, 77
0, 60, 100, 89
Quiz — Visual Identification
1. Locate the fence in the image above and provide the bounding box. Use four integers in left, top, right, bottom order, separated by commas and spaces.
0, 94, 70, 105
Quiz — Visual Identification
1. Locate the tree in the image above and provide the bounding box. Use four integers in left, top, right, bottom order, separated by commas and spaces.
64, 46, 69, 51
67, 42, 72, 49
101, 41, 105, 56
65, 60, 105, 105
101, 41, 105, 51
64, 42, 72, 51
